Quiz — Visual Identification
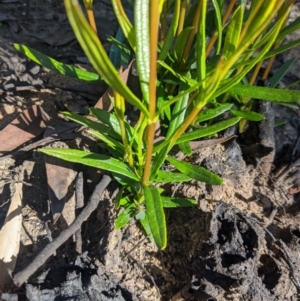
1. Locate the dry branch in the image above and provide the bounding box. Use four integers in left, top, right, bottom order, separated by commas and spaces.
13, 175, 111, 287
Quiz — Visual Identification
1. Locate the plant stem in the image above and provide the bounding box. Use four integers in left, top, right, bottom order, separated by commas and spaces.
177, 0, 188, 35
137, 118, 147, 175
169, 101, 205, 148
87, 9, 97, 33
178, 0, 202, 70
114, 91, 134, 167
84, 0, 97, 34
142, 0, 160, 186
206, 0, 236, 58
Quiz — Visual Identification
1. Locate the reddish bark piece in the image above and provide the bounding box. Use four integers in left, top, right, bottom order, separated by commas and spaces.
0, 105, 50, 155
44, 156, 74, 224
288, 184, 300, 195
94, 60, 140, 111
43, 122, 77, 224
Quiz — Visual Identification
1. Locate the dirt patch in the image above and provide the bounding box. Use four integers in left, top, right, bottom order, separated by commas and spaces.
1, 1, 300, 301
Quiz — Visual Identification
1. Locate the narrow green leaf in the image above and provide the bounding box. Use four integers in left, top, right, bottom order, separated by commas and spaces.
135, 0, 150, 103
150, 144, 170, 179
205, 54, 224, 76
215, 25, 283, 99
196, 0, 207, 84
277, 102, 300, 109
144, 185, 167, 249
228, 84, 300, 103
230, 109, 265, 121
153, 170, 191, 183
97, 142, 123, 160
115, 203, 137, 229
88, 130, 125, 153
157, 81, 202, 116
269, 58, 296, 88
14, 44, 100, 82
138, 212, 154, 240
158, 0, 180, 61
211, 0, 222, 54
178, 142, 193, 155
242, 2, 277, 46
216, 10, 285, 98
63, 111, 120, 140
108, 34, 131, 69
111, 0, 136, 51
64, 0, 149, 116
278, 16, 300, 41
234, 38, 300, 70
166, 79, 191, 138
173, 27, 194, 61
197, 104, 233, 122
177, 117, 241, 144
158, 61, 197, 86
157, 81, 171, 120
274, 120, 287, 127
223, 6, 243, 59
167, 157, 223, 185
41, 148, 139, 181
89, 108, 121, 134
161, 196, 197, 208
114, 187, 125, 210
217, 0, 224, 9
89, 107, 135, 143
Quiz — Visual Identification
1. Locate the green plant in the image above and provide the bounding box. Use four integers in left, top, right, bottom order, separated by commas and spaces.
16, 0, 300, 249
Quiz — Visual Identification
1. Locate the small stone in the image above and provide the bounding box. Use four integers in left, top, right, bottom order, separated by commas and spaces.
10, 56, 19, 64
29, 65, 40, 75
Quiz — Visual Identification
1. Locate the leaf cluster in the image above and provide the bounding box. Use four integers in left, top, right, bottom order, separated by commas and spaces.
16, 0, 300, 248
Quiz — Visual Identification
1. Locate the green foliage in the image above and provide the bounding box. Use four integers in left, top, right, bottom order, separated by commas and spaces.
14, 44, 101, 82
166, 157, 223, 185
144, 185, 166, 249
17, 0, 300, 249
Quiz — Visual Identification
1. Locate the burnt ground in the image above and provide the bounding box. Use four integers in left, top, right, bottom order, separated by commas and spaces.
1, 1, 300, 300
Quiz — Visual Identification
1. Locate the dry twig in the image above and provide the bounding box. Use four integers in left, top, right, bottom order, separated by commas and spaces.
13, 175, 111, 287
75, 171, 84, 254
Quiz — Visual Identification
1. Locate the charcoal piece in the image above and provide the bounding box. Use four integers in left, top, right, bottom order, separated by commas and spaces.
24, 255, 130, 301
192, 203, 274, 300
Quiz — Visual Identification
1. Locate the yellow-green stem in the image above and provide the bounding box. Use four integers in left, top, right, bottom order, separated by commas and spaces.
266, 0, 292, 66
170, 101, 205, 148
178, 0, 202, 70
170, 56, 223, 147
220, 0, 285, 80
114, 91, 134, 167
238, 2, 265, 43
137, 117, 147, 175
177, 0, 188, 35
206, 0, 236, 58
142, 0, 160, 186
86, 8, 97, 33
